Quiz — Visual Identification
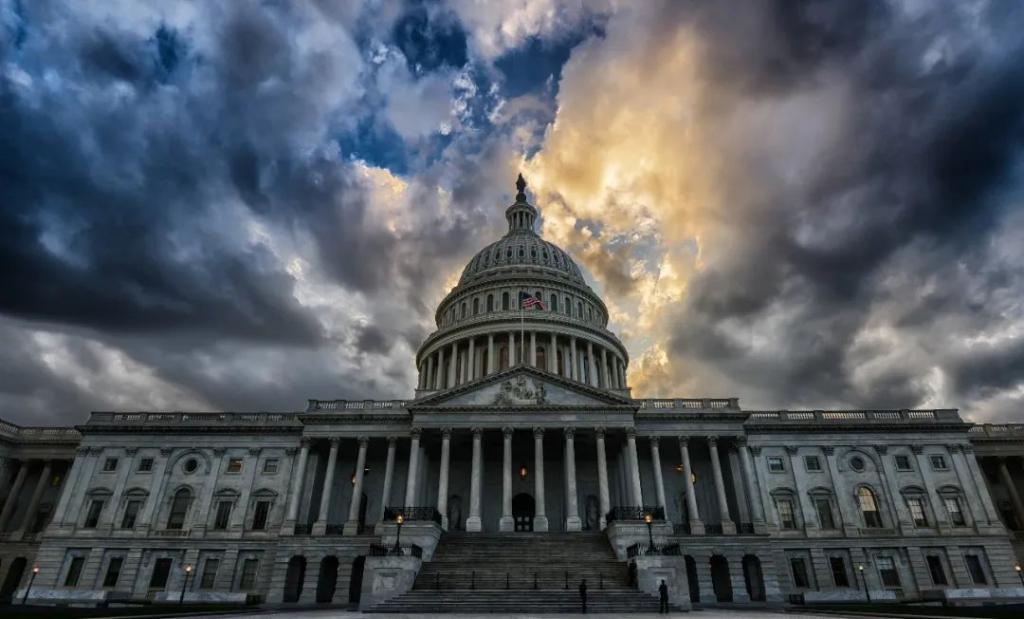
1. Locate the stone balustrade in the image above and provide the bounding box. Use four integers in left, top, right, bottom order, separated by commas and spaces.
746, 408, 961, 424
87, 412, 300, 426
637, 398, 740, 410
0, 420, 80, 442
305, 399, 408, 412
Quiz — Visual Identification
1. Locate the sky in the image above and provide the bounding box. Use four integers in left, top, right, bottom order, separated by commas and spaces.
2, 0, 1024, 426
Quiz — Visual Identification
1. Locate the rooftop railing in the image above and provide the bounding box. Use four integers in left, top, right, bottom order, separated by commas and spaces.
0, 420, 81, 442
637, 398, 740, 410
88, 412, 299, 426
746, 409, 961, 424
969, 423, 1024, 438
306, 399, 408, 412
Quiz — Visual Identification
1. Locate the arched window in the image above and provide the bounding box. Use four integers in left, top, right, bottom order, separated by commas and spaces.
550, 294, 558, 312
502, 292, 510, 310
564, 297, 571, 315
473, 298, 479, 315
487, 294, 494, 312
858, 487, 883, 528
167, 488, 192, 530
460, 302, 467, 319
577, 301, 583, 318
588, 306, 593, 321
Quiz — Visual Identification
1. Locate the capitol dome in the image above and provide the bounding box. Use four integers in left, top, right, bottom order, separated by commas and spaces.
414, 175, 629, 395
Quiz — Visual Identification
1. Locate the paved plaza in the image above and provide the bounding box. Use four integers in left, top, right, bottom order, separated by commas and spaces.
193, 610, 836, 619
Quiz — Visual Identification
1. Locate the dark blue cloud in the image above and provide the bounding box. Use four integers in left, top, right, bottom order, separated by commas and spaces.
391, 1, 467, 74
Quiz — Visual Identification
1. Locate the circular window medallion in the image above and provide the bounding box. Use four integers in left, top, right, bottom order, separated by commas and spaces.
183, 458, 198, 474
849, 456, 865, 472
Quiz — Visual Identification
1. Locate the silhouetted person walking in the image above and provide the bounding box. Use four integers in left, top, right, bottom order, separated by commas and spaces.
579, 578, 588, 614
659, 579, 669, 614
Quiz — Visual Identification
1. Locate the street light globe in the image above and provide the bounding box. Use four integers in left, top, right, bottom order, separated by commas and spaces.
396, 514, 404, 525
644, 513, 653, 524
185, 564, 193, 573
32, 566, 40, 574
1016, 564, 1022, 573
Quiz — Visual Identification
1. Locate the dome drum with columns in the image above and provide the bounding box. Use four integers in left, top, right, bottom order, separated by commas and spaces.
415, 175, 629, 395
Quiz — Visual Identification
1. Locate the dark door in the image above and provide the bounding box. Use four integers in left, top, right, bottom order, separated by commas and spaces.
316, 556, 338, 603
283, 556, 306, 603
358, 492, 368, 533
710, 555, 733, 602
1, 557, 26, 599
349, 556, 366, 605
512, 493, 535, 532
743, 555, 765, 602
685, 555, 699, 603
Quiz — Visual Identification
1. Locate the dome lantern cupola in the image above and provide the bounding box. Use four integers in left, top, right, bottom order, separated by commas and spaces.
505, 173, 537, 234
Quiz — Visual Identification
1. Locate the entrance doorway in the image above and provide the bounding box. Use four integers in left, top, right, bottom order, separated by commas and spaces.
316, 556, 338, 603
710, 555, 733, 602
1, 557, 27, 600
283, 556, 306, 603
742, 554, 765, 602
349, 556, 366, 604
512, 493, 535, 532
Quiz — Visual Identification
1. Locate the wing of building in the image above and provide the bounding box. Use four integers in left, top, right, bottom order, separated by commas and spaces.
2, 177, 1024, 611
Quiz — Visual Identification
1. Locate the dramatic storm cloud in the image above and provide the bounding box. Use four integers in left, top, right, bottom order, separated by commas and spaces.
2, 0, 1023, 425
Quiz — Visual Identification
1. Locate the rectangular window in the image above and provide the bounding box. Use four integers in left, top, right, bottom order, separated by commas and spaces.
64, 557, 85, 587
150, 558, 172, 589
103, 457, 118, 472
965, 555, 987, 585
137, 458, 154, 472
262, 458, 279, 474
804, 455, 822, 472
945, 497, 966, 526
121, 500, 142, 529
214, 501, 232, 530
251, 501, 271, 530
767, 457, 785, 472
102, 557, 123, 588
815, 498, 836, 529
84, 500, 104, 528
790, 558, 811, 588
876, 557, 901, 587
907, 497, 929, 527
926, 555, 948, 586
930, 455, 948, 470
239, 558, 259, 590
200, 559, 220, 590
777, 499, 797, 530
227, 458, 243, 474
829, 556, 849, 587
894, 455, 912, 471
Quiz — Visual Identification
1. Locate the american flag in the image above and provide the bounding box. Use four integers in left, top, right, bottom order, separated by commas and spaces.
519, 291, 544, 310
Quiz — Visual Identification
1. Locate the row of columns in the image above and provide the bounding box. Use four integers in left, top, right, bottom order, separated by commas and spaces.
0, 457, 63, 540
417, 332, 627, 391
992, 455, 1024, 530
284, 437, 375, 536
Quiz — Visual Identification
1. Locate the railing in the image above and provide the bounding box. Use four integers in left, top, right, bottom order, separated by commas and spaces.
306, 399, 407, 412
626, 543, 681, 558
325, 524, 345, 535
970, 423, 1024, 438
88, 412, 299, 426
605, 506, 665, 524
737, 522, 756, 535
0, 420, 81, 442
746, 409, 962, 424
637, 398, 740, 411
704, 523, 723, 535
294, 524, 311, 535
369, 543, 423, 558
153, 529, 190, 537
383, 506, 442, 525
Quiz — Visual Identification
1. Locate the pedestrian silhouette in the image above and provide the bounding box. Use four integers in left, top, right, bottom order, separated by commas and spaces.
659, 579, 669, 614
579, 578, 588, 614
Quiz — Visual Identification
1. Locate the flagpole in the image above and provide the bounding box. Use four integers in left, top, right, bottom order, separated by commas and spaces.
520, 299, 525, 365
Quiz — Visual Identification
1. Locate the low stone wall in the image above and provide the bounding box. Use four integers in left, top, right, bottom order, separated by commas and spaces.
359, 555, 421, 610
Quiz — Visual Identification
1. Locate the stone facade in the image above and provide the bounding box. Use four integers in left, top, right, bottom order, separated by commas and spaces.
2, 178, 1024, 608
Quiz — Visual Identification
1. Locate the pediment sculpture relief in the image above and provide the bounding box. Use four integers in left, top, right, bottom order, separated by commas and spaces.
494, 375, 546, 406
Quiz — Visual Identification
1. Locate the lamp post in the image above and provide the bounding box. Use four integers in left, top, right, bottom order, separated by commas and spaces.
644, 512, 655, 551
393, 513, 405, 553
858, 564, 870, 602
179, 564, 193, 604
22, 566, 39, 605
1016, 564, 1024, 588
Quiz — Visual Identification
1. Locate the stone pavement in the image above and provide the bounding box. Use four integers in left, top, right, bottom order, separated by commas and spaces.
191, 609, 843, 619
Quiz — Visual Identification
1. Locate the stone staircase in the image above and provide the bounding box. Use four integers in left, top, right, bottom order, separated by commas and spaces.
367, 532, 686, 613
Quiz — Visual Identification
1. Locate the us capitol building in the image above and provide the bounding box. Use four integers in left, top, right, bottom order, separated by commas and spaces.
2, 176, 1024, 612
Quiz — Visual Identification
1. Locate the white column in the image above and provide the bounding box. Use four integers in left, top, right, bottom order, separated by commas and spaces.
466, 428, 483, 531
529, 331, 537, 367
508, 331, 515, 366
569, 336, 578, 381
284, 440, 310, 533
957, 447, 1000, 525
13, 460, 51, 538
500, 427, 514, 531
999, 458, 1024, 528
425, 355, 434, 390
737, 438, 765, 525
587, 341, 597, 386
404, 430, 421, 505
344, 437, 369, 535
564, 428, 582, 531
550, 333, 558, 373
596, 429, 611, 530
51, 451, 87, 530
650, 438, 668, 517
435, 349, 444, 389
447, 342, 457, 388
709, 437, 736, 533
0, 461, 29, 531
487, 334, 495, 375
313, 438, 339, 534
601, 348, 610, 388
437, 429, 451, 530
468, 338, 476, 381
534, 427, 549, 531
379, 437, 396, 522
679, 438, 704, 534
626, 429, 644, 506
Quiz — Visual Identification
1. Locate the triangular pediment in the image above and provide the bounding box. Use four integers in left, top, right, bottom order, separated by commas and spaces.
410, 365, 634, 410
